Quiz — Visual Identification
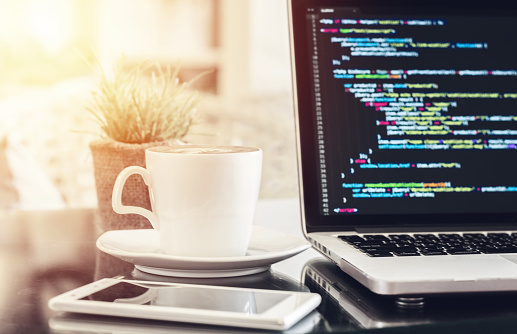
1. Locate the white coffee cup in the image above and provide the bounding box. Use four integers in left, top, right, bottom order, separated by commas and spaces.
112, 145, 262, 257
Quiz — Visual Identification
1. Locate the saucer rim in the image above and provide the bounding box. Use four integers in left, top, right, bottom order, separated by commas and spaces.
134, 264, 270, 278
96, 225, 310, 272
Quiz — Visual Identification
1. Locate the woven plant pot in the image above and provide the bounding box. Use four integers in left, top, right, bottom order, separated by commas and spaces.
90, 139, 181, 232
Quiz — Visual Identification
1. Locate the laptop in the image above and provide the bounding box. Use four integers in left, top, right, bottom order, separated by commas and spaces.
288, 0, 517, 296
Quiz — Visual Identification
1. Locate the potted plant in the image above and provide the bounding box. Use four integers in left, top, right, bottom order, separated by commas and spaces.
87, 55, 201, 232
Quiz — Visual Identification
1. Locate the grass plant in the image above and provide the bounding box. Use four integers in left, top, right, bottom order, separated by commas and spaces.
87, 55, 200, 144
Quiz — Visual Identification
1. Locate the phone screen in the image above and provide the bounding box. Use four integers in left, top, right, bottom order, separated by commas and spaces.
80, 282, 290, 314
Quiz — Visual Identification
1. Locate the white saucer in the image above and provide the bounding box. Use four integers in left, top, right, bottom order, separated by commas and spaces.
96, 225, 310, 278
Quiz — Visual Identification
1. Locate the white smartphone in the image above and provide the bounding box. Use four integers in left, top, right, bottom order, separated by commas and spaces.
48, 278, 321, 331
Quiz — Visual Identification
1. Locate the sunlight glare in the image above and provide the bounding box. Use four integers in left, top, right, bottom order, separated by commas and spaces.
26, 0, 73, 55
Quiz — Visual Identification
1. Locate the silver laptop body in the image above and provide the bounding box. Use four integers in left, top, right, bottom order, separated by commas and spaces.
288, 0, 517, 295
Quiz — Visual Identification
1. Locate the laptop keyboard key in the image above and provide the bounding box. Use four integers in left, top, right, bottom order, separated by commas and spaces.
363, 235, 390, 241
339, 235, 365, 243
446, 248, 480, 255
482, 247, 517, 254
366, 251, 394, 257
388, 234, 414, 240
392, 251, 420, 256
419, 250, 448, 256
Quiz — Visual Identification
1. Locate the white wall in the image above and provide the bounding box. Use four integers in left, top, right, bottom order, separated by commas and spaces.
248, 0, 292, 96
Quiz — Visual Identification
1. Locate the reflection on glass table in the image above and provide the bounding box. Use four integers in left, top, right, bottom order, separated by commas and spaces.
302, 258, 517, 331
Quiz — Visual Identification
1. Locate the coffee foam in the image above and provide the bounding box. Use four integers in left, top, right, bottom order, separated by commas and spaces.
149, 145, 259, 154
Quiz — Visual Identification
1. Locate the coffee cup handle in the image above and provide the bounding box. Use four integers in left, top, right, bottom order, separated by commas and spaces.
112, 166, 159, 230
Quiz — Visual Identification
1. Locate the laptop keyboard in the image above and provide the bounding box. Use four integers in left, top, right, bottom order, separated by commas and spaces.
340, 233, 517, 257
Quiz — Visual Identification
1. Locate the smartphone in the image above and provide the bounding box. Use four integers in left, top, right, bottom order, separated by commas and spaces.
48, 278, 321, 331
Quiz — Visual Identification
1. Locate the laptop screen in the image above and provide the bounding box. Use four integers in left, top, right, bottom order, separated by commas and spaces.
289, 0, 517, 231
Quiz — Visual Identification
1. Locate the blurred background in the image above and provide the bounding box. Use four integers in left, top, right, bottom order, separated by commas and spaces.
0, 0, 298, 210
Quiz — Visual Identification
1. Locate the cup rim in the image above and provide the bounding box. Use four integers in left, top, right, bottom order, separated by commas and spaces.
146, 145, 261, 154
